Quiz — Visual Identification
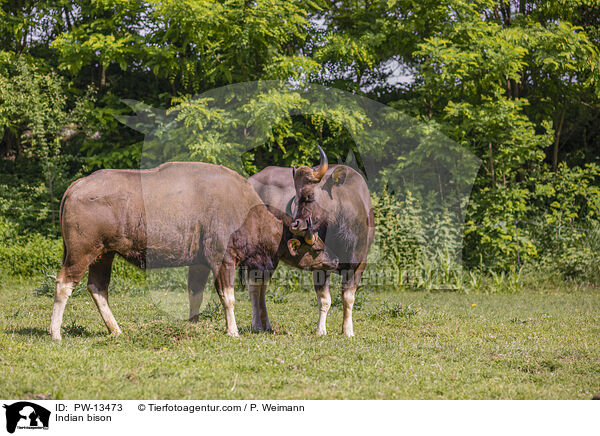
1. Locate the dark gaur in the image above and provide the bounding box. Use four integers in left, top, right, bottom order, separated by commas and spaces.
249, 150, 374, 337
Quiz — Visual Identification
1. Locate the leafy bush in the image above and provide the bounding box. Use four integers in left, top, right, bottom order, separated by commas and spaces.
464, 163, 600, 275
0, 225, 62, 278
537, 223, 600, 281
371, 189, 425, 272
0, 217, 145, 284
371, 189, 465, 290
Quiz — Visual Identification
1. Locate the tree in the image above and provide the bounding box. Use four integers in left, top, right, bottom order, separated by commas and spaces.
0, 54, 92, 226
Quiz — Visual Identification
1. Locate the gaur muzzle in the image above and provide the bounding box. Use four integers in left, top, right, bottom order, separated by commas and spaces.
289, 216, 318, 245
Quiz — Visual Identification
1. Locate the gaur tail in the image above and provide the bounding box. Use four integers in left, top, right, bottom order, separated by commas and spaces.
59, 190, 67, 265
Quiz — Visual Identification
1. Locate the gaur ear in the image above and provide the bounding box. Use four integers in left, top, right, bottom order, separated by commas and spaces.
287, 238, 301, 256
331, 167, 347, 185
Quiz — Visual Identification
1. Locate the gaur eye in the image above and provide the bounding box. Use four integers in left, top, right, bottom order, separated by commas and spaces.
302, 193, 315, 202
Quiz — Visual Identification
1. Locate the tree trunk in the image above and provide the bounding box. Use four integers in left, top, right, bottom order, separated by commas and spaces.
100, 64, 106, 88
489, 143, 495, 186
553, 110, 565, 171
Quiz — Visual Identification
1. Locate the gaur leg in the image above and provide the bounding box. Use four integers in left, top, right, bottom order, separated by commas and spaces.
248, 277, 263, 332
49, 249, 101, 340
214, 263, 238, 337
188, 264, 210, 322
87, 252, 121, 336
240, 268, 261, 330
313, 270, 331, 336
247, 270, 272, 332
258, 281, 272, 332
340, 263, 366, 337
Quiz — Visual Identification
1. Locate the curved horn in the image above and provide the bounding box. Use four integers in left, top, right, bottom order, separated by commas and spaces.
313, 145, 328, 180
304, 216, 317, 245
292, 166, 296, 179
304, 231, 317, 246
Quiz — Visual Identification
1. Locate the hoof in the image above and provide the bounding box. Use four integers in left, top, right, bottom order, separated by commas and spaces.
49, 328, 62, 341
227, 329, 239, 337
189, 315, 199, 323
252, 321, 272, 333
316, 329, 327, 336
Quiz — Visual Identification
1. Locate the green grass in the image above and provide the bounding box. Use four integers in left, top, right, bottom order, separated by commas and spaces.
1, 275, 599, 399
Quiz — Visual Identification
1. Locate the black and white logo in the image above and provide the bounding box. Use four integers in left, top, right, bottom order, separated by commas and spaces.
3, 402, 50, 434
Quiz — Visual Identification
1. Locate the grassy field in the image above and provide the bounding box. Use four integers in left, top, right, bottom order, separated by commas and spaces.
1, 273, 599, 400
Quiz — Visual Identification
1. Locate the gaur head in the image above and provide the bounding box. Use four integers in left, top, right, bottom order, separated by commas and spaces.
262, 204, 338, 271
286, 216, 338, 270
290, 145, 347, 244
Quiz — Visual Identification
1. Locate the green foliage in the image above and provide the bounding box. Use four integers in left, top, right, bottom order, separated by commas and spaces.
0, 212, 61, 278
531, 165, 600, 279
371, 189, 425, 271
371, 188, 466, 290
465, 163, 600, 270
0, 53, 95, 230
0, 232, 62, 277
3, 0, 600, 287
51, 1, 149, 75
